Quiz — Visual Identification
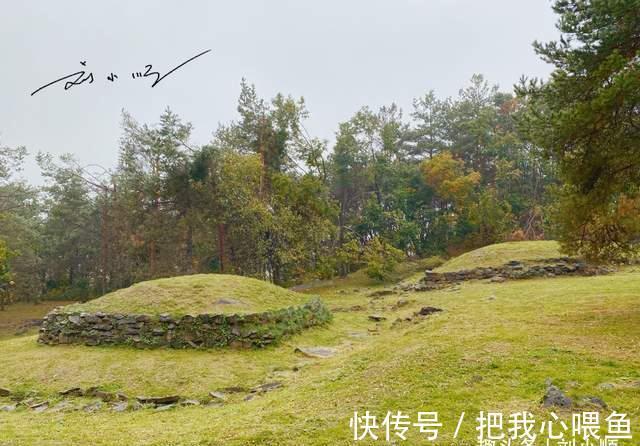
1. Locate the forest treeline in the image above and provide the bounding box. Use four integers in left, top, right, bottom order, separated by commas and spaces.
0, 74, 558, 302
1, 0, 638, 304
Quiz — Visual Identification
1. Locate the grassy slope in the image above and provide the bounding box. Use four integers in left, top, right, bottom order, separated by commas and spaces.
64, 274, 310, 316
1, 248, 639, 445
436, 240, 563, 272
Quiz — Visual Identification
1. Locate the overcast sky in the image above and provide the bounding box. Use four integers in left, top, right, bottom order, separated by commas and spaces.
2, 0, 559, 184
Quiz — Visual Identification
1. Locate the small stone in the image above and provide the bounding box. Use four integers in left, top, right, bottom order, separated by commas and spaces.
180, 399, 200, 407
154, 403, 175, 412
542, 385, 572, 408
251, 382, 283, 394
294, 346, 337, 359
415, 306, 443, 316
20, 398, 36, 407
136, 395, 180, 405
368, 314, 386, 322
95, 391, 115, 402
59, 387, 83, 397
219, 386, 248, 394
83, 401, 103, 413
51, 401, 76, 412
111, 401, 128, 412
580, 396, 608, 409
0, 404, 17, 412
347, 331, 367, 339
0, 388, 11, 397
490, 276, 506, 283
392, 299, 409, 309
29, 401, 49, 412
598, 382, 615, 391
84, 386, 100, 397
131, 402, 144, 411
208, 391, 226, 401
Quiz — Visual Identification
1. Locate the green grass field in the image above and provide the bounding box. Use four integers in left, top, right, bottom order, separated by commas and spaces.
0, 242, 638, 445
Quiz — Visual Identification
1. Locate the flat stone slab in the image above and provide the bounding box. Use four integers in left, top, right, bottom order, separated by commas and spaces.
250, 382, 283, 394
59, 387, 83, 397
294, 346, 337, 359
136, 395, 180, 405
208, 391, 226, 401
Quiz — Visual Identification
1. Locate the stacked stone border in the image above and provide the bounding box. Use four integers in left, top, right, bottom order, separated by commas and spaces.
408, 258, 613, 291
38, 297, 332, 348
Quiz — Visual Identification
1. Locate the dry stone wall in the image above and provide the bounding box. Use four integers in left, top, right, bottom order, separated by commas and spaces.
38, 297, 331, 349
408, 258, 612, 291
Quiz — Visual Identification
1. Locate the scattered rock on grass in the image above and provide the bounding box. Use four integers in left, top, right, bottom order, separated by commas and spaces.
51, 401, 76, 412
251, 382, 283, 394
294, 346, 337, 359
112, 401, 129, 412
0, 404, 16, 412
180, 399, 200, 407
390, 298, 412, 311
29, 401, 48, 412
154, 404, 176, 412
95, 391, 116, 402
219, 386, 248, 394
368, 314, 386, 322
579, 396, 608, 410
59, 387, 83, 397
83, 401, 103, 413
136, 395, 180, 406
542, 385, 572, 408
415, 306, 443, 316
208, 391, 226, 401
0, 388, 11, 397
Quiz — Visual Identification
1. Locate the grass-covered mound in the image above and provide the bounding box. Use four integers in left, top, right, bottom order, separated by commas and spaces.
66, 274, 309, 316
436, 240, 563, 272
39, 274, 332, 349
